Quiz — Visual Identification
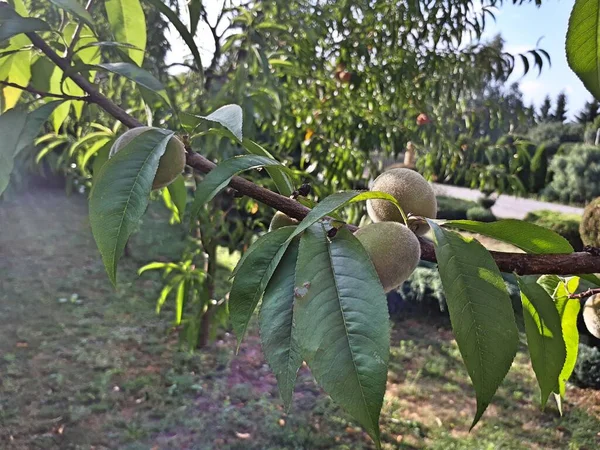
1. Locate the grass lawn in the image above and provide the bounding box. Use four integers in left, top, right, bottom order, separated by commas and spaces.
1, 188, 599, 449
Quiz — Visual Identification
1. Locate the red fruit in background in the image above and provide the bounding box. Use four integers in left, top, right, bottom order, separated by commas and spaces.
339, 71, 352, 83
416, 113, 431, 126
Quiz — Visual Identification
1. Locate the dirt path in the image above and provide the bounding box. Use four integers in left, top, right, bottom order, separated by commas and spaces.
433, 183, 584, 219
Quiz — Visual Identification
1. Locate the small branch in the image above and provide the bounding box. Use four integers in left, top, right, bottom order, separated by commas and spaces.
569, 288, 600, 299
23, 25, 600, 277
26, 32, 143, 129
0, 81, 89, 100
64, 0, 96, 63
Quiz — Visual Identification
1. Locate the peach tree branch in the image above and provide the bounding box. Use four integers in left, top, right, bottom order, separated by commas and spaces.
24, 31, 600, 276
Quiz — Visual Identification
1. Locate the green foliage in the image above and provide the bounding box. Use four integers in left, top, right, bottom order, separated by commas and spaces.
104, 0, 146, 65
465, 206, 496, 222
542, 144, 600, 205
444, 219, 573, 254
529, 143, 549, 193
229, 226, 294, 346
524, 210, 583, 251
580, 197, 600, 247
517, 277, 566, 408
436, 196, 478, 220
566, 0, 600, 100
294, 224, 389, 446
428, 221, 519, 427
89, 128, 174, 285
258, 237, 302, 410
571, 343, 600, 389
527, 122, 585, 147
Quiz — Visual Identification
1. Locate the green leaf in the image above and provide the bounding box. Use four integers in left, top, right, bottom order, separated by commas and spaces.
105, 0, 146, 65
81, 137, 113, 171
3, 50, 31, 110
167, 174, 187, 219
146, 0, 203, 72
48, 0, 93, 26
91, 140, 111, 183
0, 102, 60, 195
517, 277, 567, 408
538, 275, 581, 401
198, 104, 243, 141
294, 224, 389, 446
259, 237, 302, 410
175, 279, 187, 324
288, 191, 404, 242
428, 220, 519, 427
230, 226, 296, 347
444, 219, 573, 254
138, 261, 177, 274
89, 128, 174, 285
566, 0, 600, 100
0, 7, 50, 43
242, 138, 294, 196
189, 154, 288, 222
188, 0, 202, 36
97, 63, 170, 105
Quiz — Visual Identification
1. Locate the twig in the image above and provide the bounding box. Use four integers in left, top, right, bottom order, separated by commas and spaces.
569, 288, 600, 299
0, 81, 89, 100
23, 29, 600, 276
64, 0, 95, 63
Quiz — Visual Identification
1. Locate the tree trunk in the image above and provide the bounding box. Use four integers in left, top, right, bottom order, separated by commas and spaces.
197, 241, 217, 348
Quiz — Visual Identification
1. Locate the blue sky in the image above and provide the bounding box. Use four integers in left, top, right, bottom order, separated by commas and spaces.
166, 0, 592, 121
481, 0, 591, 120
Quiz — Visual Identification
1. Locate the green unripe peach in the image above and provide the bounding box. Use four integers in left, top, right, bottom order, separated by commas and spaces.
583, 294, 600, 339
109, 126, 186, 190
269, 211, 298, 231
355, 222, 421, 292
367, 168, 437, 235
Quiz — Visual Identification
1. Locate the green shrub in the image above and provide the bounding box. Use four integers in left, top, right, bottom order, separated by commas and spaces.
529, 144, 549, 193
436, 196, 478, 220
571, 344, 600, 389
466, 206, 496, 222
584, 116, 600, 144
580, 197, 600, 247
477, 196, 496, 209
542, 144, 600, 205
527, 122, 584, 146
556, 142, 577, 155
524, 210, 583, 251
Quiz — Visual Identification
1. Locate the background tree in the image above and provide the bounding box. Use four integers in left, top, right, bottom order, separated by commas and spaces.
552, 91, 568, 123
576, 99, 600, 123
539, 95, 552, 121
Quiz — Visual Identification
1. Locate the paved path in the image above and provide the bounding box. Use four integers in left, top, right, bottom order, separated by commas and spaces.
432, 183, 584, 220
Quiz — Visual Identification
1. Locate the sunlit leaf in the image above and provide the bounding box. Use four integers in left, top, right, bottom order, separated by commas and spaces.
105, 0, 146, 65
566, 0, 600, 99
444, 219, 573, 254
288, 191, 405, 242
167, 174, 187, 219
518, 277, 566, 408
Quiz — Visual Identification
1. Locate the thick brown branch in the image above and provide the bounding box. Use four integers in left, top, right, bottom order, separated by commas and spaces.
26, 27, 600, 276
0, 80, 89, 100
